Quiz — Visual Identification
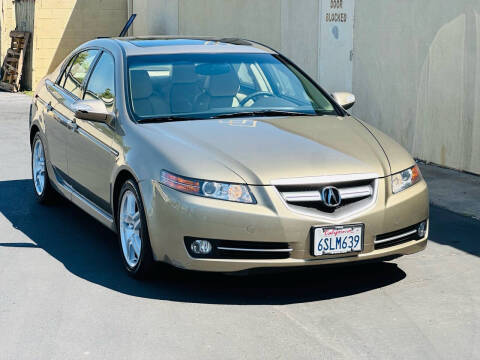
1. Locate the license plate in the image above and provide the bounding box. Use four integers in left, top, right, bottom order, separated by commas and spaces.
312, 224, 363, 256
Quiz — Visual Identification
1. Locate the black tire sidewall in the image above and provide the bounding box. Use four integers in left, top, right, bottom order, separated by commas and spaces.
116, 179, 153, 277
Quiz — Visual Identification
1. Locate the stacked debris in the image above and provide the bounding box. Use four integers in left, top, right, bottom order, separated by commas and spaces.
0, 30, 30, 92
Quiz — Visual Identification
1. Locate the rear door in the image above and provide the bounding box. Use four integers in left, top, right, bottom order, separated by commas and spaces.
66, 51, 118, 214
41, 54, 79, 177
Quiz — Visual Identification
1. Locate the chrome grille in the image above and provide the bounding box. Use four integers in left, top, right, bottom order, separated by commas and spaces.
273, 174, 378, 220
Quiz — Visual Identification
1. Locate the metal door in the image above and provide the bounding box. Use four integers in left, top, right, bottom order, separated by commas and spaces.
318, 0, 355, 93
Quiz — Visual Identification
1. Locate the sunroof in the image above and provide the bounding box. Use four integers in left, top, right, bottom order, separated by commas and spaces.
129, 39, 229, 47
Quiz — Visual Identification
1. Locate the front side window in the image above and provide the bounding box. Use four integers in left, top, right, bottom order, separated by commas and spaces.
84, 52, 115, 112
127, 53, 337, 121
63, 50, 98, 98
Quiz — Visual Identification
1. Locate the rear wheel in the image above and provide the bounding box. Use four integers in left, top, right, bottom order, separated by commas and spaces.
31, 133, 55, 203
117, 179, 155, 278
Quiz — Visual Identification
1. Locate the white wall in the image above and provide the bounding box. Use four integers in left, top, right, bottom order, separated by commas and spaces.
131, 0, 480, 174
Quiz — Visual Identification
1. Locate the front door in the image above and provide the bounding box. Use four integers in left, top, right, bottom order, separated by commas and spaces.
66, 52, 117, 215
318, 0, 355, 93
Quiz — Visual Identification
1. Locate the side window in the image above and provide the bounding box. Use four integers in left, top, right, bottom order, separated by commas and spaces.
63, 50, 98, 98
58, 55, 76, 87
84, 52, 115, 112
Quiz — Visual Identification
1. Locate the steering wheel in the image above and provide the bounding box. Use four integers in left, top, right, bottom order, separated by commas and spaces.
239, 91, 276, 106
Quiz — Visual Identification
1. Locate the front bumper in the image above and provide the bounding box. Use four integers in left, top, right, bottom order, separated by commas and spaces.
140, 177, 429, 272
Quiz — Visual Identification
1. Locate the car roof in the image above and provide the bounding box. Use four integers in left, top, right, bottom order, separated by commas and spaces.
89, 36, 277, 56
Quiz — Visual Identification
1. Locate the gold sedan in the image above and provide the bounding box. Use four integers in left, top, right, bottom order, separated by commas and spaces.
30, 37, 428, 278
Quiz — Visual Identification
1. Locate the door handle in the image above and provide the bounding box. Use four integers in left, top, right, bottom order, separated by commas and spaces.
46, 102, 54, 112
52, 110, 76, 131
66, 121, 78, 132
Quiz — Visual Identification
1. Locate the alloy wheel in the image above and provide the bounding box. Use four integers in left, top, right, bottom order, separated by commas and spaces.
32, 138, 46, 196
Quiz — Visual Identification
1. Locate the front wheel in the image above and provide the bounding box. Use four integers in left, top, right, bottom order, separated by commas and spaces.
116, 179, 155, 278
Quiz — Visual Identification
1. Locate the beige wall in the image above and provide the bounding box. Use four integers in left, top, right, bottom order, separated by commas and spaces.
0, 0, 16, 67
32, 0, 127, 88
1, 0, 127, 89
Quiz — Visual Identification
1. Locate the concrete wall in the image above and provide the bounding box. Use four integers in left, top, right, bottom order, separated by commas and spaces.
353, 0, 480, 174
129, 0, 179, 37
130, 0, 320, 80
102, 1, 480, 174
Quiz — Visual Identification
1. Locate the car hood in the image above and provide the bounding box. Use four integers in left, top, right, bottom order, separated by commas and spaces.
143, 115, 392, 185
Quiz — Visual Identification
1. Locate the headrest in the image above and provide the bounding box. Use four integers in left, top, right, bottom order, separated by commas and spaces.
207, 70, 240, 97
171, 64, 197, 84
130, 70, 153, 99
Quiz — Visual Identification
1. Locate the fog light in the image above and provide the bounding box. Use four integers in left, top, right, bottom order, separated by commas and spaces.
417, 221, 427, 238
190, 239, 212, 255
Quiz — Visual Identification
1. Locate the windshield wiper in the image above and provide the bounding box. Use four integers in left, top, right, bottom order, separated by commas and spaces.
138, 110, 328, 123
138, 115, 198, 123
208, 110, 316, 119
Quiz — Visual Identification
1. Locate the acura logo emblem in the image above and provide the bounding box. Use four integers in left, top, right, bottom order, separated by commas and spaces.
322, 186, 342, 207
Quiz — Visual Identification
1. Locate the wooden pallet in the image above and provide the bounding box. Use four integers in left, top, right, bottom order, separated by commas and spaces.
0, 30, 30, 92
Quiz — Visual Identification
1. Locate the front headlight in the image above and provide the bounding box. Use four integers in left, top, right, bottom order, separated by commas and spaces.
160, 170, 256, 204
391, 165, 422, 194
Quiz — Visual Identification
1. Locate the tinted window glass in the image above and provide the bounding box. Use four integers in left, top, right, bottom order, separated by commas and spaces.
84, 52, 115, 112
64, 50, 98, 98
127, 53, 336, 120
58, 55, 76, 87
267, 63, 309, 100
236, 63, 255, 87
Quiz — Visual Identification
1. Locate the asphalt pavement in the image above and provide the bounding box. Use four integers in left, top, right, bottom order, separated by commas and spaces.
0, 92, 479, 360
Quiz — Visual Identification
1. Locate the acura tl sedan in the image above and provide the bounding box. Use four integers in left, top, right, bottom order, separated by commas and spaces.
30, 37, 428, 278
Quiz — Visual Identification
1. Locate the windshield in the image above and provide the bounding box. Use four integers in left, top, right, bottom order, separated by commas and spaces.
127, 53, 338, 121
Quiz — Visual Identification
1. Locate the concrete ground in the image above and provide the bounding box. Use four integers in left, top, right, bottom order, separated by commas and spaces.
0, 92, 479, 360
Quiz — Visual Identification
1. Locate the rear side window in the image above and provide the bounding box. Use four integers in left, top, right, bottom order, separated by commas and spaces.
63, 50, 98, 98
84, 52, 115, 112
58, 55, 76, 87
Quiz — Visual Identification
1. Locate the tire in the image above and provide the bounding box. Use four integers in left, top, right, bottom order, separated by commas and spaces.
116, 179, 155, 279
31, 132, 56, 204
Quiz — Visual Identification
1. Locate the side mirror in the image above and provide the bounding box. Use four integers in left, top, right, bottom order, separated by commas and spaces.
332, 92, 356, 110
72, 99, 113, 123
